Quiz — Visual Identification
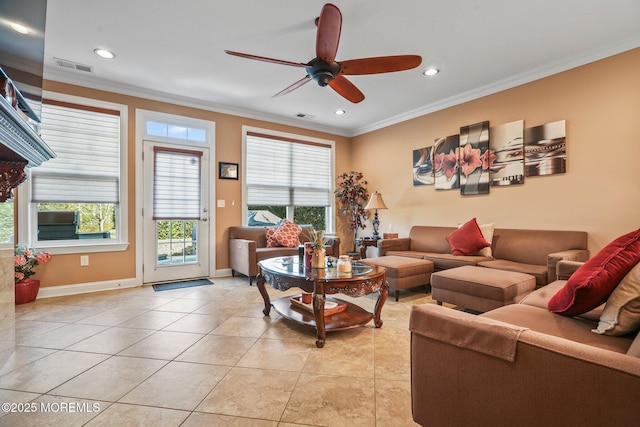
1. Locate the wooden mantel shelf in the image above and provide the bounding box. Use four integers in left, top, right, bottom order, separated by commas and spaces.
0, 88, 55, 202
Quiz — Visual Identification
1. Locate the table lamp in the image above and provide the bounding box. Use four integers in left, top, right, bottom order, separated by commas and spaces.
364, 191, 388, 240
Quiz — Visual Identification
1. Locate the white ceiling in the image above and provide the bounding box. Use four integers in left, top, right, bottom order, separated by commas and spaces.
41, 0, 640, 137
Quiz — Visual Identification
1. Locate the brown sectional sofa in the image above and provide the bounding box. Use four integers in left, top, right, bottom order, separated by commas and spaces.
228, 225, 340, 285
377, 225, 590, 286
410, 260, 640, 426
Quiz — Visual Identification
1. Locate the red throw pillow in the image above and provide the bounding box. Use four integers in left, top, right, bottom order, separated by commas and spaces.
265, 219, 302, 248
265, 226, 279, 247
548, 228, 640, 316
445, 218, 491, 256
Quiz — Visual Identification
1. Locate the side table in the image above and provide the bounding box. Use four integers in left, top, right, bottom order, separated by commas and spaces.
359, 238, 379, 259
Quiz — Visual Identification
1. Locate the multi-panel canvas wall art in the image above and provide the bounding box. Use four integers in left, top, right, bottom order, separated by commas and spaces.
434, 135, 460, 190
412, 119, 566, 192
524, 120, 566, 177
490, 120, 524, 186
459, 121, 490, 195
413, 146, 434, 185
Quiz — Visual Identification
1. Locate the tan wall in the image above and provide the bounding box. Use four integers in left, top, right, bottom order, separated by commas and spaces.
34, 81, 351, 287
351, 48, 640, 254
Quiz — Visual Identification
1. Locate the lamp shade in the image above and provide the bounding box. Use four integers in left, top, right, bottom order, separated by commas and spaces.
365, 191, 388, 210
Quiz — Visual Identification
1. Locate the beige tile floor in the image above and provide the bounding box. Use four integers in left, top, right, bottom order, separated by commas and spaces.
0, 276, 436, 426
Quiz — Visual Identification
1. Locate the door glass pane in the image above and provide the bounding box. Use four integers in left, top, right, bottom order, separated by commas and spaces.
156, 220, 198, 265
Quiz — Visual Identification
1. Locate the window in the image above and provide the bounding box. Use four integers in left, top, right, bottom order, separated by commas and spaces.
22, 96, 128, 252
0, 200, 14, 243
244, 130, 334, 231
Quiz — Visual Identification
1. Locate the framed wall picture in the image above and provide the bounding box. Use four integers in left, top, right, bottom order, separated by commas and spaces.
219, 162, 239, 180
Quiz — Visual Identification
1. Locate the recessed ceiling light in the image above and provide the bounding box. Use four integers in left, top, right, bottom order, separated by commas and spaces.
10, 22, 29, 35
423, 68, 439, 77
334, 109, 346, 115
94, 49, 116, 59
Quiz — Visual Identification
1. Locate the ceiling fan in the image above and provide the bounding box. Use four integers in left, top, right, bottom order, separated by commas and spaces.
225, 3, 422, 103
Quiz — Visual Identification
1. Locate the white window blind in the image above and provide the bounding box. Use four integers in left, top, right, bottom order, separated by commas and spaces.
32, 101, 120, 203
153, 147, 202, 220
246, 133, 331, 206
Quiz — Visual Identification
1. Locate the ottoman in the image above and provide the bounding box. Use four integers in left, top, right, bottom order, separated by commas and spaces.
431, 265, 536, 313
361, 256, 434, 301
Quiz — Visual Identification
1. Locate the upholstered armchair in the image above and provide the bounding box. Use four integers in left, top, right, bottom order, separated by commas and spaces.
228, 225, 340, 285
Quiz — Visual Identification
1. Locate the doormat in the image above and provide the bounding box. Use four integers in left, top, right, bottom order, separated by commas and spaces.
152, 279, 213, 292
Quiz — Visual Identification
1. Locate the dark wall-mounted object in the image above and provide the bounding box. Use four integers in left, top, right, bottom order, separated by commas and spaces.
0, 0, 55, 202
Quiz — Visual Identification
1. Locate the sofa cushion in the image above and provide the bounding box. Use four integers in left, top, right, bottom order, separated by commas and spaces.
478, 259, 549, 286
519, 280, 605, 321
445, 218, 490, 256
256, 247, 298, 261
481, 304, 633, 354
385, 250, 426, 259
265, 219, 302, 248
519, 280, 566, 309
476, 222, 495, 257
593, 261, 640, 336
548, 228, 640, 316
490, 228, 588, 266
361, 256, 434, 279
423, 253, 492, 270
627, 333, 640, 358
265, 227, 278, 247
455, 220, 495, 257
386, 251, 491, 270
408, 226, 457, 253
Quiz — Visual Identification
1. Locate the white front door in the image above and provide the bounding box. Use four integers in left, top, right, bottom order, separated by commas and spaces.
142, 140, 210, 283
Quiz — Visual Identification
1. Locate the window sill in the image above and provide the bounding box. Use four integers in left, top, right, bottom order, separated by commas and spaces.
34, 241, 129, 255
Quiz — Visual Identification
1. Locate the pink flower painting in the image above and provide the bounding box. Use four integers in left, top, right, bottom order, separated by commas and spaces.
459, 144, 483, 177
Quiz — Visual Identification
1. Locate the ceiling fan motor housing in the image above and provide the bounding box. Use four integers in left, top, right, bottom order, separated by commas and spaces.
307, 58, 340, 86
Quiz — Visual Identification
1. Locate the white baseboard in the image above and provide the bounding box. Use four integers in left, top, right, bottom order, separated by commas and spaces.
37, 270, 234, 300
214, 268, 233, 278
37, 278, 141, 299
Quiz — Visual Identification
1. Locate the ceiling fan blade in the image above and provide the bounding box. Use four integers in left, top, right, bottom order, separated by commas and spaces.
339, 55, 423, 75
316, 4, 342, 64
273, 75, 312, 98
225, 50, 309, 68
329, 75, 365, 103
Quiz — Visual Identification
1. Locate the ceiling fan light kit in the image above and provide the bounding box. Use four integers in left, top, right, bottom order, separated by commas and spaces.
225, 3, 422, 104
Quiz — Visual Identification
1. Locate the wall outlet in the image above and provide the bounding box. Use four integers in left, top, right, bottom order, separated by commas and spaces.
80, 255, 89, 266
217, 199, 225, 208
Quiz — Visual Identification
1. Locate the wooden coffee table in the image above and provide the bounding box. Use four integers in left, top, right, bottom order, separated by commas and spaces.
256, 256, 388, 348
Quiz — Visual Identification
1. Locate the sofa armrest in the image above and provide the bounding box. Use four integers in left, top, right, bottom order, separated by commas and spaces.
547, 249, 590, 283
410, 304, 640, 426
377, 237, 410, 256
229, 238, 258, 277
324, 236, 340, 256
556, 259, 585, 280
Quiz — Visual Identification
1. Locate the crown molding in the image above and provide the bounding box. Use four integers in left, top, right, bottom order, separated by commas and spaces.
352, 38, 640, 136
43, 67, 352, 138
44, 37, 640, 140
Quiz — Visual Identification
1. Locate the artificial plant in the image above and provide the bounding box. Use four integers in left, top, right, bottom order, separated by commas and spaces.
335, 171, 369, 252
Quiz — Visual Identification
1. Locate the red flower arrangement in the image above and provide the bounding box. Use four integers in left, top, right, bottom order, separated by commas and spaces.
14, 246, 52, 283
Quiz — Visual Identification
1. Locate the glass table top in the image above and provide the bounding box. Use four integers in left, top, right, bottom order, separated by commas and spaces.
259, 256, 374, 279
